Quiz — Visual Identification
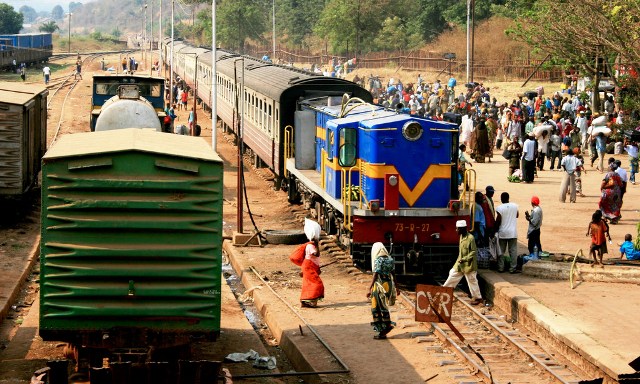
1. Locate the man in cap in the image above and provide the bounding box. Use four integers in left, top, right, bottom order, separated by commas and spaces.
525, 196, 543, 257
442, 220, 483, 305
575, 110, 588, 152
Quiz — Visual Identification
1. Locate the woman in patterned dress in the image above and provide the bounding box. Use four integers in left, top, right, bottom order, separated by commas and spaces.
599, 163, 623, 224
367, 243, 400, 339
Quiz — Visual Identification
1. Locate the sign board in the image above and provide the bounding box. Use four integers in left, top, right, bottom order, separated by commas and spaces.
415, 284, 454, 323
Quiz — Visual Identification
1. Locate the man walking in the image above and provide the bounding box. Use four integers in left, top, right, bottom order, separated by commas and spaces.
42, 65, 51, 85
495, 192, 519, 273
560, 149, 582, 203
443, 220, 483, 305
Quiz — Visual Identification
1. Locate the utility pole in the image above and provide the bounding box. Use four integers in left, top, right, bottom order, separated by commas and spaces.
67, 12, 72, 53
272, 0, 276, 60
212, 0, 217, 151
150, 0, 154, 75
170, 0, 174, 107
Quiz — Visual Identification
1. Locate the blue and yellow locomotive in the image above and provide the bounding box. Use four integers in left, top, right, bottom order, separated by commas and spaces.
287, 98, 471, 278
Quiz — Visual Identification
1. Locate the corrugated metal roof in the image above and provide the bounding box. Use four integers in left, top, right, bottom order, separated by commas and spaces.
0, 82, 48, 105
44, 129, 222, 162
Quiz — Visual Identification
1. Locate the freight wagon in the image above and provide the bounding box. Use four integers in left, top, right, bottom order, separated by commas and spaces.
0, 33, 52, 70
0, 82, 48, 198
40, 128, 223, 368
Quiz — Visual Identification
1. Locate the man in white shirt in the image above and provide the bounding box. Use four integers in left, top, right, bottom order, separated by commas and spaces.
574, 110, 588, 152
522, 134, 536, 183
495, 192, 520, 273
560, 150, 582, 203
615, 160, 628, 198
42, 66, 51, 85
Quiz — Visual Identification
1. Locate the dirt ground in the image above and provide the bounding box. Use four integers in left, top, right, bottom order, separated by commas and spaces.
1, 53, 638, 383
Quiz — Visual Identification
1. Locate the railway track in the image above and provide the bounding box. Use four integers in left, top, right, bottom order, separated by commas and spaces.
47, 52, 108, 144
395, 290, 589, 384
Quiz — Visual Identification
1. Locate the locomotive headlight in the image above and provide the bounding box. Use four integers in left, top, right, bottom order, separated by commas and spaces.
388, 175, 398, 186
402, 121, 423, 141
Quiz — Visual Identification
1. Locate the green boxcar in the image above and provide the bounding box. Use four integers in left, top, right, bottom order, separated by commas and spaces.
40, 129, 223, 349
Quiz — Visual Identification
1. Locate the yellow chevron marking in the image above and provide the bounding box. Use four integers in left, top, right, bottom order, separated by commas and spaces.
362, 163, 451, 206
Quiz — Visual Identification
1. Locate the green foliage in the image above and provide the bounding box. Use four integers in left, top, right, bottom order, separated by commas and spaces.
90, 31, 102, 40
52, 5, 64, 20
216, 0, 267, 53
616, 75, 640, 116
69, 2, 83, 13
19, 5, 37, 23
39, 21, 60, 33
111, 27, 121, 39
278, 0, 323, 47
374, 17, 407, 51
0, 3, 24, 34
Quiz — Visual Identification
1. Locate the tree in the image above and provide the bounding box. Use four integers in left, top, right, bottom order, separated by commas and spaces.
507, 0, 640, 112
39, 21, 60, 33
216, 0, 267, 53
278, 0, 324, 48
19, 5, 37, 23
52, 5, 64, 20
111, 27, 121, 39
69, 2, 83, 13
0, 4, 24, 34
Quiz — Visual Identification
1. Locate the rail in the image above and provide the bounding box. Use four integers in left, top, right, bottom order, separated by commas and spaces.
399, 291, 582, 384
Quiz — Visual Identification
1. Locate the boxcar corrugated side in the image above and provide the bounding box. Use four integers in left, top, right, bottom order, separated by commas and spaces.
0, 83, 48, 197
40, 129, 223, 349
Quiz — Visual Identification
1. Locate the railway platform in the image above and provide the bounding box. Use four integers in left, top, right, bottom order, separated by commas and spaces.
2, 235, 640, 382
221, 238, 640, 383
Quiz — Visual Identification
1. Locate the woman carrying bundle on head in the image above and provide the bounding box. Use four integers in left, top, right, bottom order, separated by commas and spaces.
367, 243, 400, 339
298, 219, 324, 308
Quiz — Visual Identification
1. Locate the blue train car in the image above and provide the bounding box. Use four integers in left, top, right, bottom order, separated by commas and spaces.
0, 33, 52, 69
287, 98, 470, 279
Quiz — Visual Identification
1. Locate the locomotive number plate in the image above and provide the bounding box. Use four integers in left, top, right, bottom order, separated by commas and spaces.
394, 223, 429, 232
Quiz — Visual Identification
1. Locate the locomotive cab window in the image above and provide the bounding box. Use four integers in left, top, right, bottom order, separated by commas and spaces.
338, 128, 357, 167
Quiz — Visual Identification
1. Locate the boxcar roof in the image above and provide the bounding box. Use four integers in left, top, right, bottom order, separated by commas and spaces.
44, 129, 222, 163
0, 82, 48, 105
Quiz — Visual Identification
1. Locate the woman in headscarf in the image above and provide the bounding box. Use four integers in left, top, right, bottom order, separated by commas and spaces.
300, 219, 324, 307
474, 116, 491, 163
599, 163, 623, 224
367, 242, 399, 339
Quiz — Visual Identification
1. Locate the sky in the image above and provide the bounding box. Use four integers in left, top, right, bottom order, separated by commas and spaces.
3, 0, 64, 13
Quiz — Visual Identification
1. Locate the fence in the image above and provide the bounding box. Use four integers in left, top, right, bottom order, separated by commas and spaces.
243, 45, 565, 82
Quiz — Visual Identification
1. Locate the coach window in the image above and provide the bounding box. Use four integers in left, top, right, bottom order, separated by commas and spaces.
268, 104, 272, 134
338, 128, 357, 167
259, 99, 263, 128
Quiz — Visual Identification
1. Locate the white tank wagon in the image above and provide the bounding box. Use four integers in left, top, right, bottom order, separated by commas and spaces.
95, 85, 162, 132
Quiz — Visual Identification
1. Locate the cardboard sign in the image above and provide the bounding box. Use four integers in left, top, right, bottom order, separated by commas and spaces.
415, 284, 454, 323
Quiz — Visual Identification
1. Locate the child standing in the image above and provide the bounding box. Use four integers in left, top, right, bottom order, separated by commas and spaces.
575, 150, 586, 197
586, 210, 611, 267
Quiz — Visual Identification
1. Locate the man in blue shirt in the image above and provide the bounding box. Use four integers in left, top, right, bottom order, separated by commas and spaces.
620, 234, 640, 260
